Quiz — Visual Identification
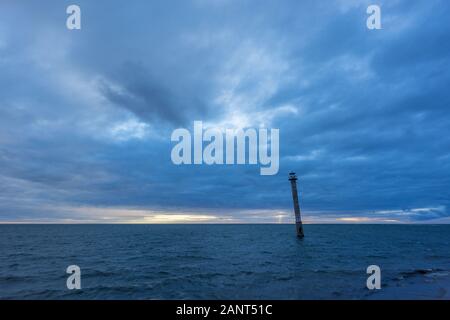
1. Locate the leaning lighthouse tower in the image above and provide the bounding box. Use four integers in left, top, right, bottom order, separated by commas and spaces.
288, 172, 305, 238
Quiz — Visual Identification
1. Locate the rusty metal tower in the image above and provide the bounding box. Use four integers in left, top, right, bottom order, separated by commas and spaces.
289, 172, 304, 238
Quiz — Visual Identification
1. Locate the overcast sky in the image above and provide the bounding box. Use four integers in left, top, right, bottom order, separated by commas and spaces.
0, 0, 449, 223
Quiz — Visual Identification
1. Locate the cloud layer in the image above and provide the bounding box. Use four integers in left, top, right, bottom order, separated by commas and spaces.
0, 0, 449, 223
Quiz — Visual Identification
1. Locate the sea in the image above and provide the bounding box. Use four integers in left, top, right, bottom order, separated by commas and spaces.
1, 224, 449, 299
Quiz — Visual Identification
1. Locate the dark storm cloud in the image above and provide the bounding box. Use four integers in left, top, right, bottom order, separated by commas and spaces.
0, 0, 449, 222
97, 63, 210, 126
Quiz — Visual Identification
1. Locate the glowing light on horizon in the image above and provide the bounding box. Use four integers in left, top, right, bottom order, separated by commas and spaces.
142, 214, 219, 223
337, 217, 400, 223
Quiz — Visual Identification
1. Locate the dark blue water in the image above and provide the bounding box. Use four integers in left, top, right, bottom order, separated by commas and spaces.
1, 224, 449, 299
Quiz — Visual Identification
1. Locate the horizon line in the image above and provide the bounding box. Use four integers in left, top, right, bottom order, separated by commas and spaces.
0, 222, 449, 225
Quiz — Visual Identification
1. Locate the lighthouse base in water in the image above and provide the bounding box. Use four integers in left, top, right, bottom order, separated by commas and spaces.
295, 221, 304, 238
